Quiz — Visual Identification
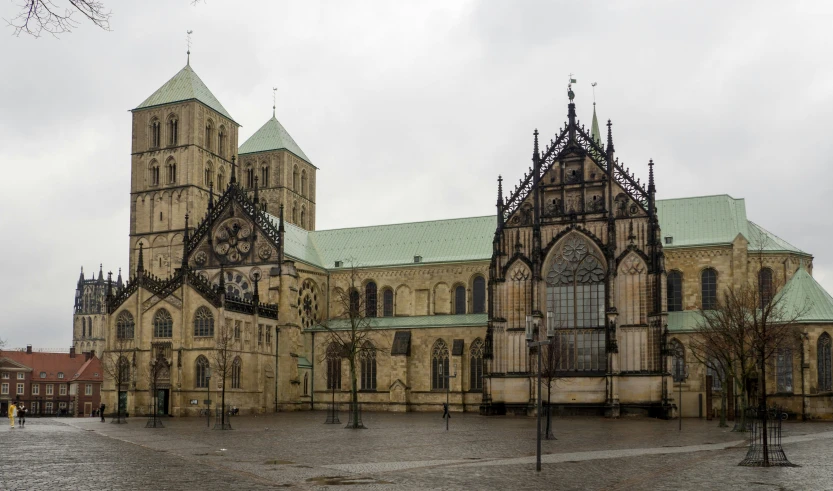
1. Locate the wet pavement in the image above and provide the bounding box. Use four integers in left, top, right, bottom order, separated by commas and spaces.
2, 412, 832, 490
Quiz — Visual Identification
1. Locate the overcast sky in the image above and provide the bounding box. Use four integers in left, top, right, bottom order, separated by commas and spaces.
1, 0, 831, 350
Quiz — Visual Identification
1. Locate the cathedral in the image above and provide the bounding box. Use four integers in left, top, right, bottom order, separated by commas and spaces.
74, 59, 833, 419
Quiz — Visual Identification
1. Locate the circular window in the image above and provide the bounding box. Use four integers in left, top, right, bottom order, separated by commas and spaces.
297, 279, 319, 329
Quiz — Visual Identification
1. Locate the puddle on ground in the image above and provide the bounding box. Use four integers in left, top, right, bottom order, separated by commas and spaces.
307, 476, 393, 486
264, 460, 295, 465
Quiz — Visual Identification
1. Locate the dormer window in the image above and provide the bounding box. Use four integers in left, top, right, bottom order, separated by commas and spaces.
58, 372, 64, 379
665, 236, 673, 245
40, 372, 46, 378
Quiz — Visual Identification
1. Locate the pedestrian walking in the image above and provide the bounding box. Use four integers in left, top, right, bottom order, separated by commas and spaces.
99, 403, 106, 422
8, 402, 17, 429
17, 404, 25, 428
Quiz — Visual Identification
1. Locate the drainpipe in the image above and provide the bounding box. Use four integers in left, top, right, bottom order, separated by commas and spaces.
275, 327, 279, 412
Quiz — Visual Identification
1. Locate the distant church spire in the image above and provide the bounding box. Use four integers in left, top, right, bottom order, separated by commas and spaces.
590, 83, 601, 145
186, 30, 193, 65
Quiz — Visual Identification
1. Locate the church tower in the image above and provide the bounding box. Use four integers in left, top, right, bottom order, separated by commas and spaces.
238, 103, 316, 230
129, 59, 239, 277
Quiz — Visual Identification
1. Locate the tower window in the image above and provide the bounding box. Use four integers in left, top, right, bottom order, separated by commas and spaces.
261, 165, 269, 187
218, 127, 225, 157
168, 117, 178, 146
150, 120, 161, 148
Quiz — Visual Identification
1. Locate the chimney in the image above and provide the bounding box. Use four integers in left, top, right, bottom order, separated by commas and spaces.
85, 351, 92, 361
26, 345, 32, 354
69, 346, 76, 358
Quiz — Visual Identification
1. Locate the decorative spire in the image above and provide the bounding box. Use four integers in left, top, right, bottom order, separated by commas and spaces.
648, 159, 656, 194
208, 181, 214, 211
230, 155, 237, 185
78, 266, 84, 285
106, 271, 113, 299
278, 203, 285, 233
591, 103, 601, 145
117, 268, 123, 288
272, 87, 277, 118
98, 264, 104, 282
186, 30, 193, 65
137, 243, 145, 275
182, 213, 190, 269
497, 175, 504, 206
532, 129, 540, 161
606, 119, 615, 155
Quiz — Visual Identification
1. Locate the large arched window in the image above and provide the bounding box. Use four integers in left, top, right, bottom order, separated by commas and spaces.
117, 356, 131, 385
701, 268, 718, 310
301, 169, 307, 197
818, 333, 832, 392
153, 309, 173, 338
116, 311, 135, 339
776, 347, 793, 393
431, 339, 449, 390
454, 285, 466, 315
365, 282, 377, 318
470, 338, 484, 390
360, 342, 376, 390
382, 289, 394, 317
349, 288, 360, 317
472, 276, 486, 314
759, 267, 774, 308
193, 307, 214, 337
195, 356, 210, 388
326, 343, 341, 390
670, 339, 685, 382
545, 235, 606, 371
667, 271, 683, 312
231, 357, 242, 389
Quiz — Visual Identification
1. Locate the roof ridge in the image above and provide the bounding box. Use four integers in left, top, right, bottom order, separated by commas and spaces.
656, 194, 739, 203
312, 215, 495, 233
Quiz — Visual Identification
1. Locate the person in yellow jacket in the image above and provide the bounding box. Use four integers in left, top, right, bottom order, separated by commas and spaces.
8, 402, 17, 429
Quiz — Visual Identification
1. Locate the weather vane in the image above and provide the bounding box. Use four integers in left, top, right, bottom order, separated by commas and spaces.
272, 87, 277, 117
186, 30, 193, 64
568, 74, 576, 102
591, 82, 597, 105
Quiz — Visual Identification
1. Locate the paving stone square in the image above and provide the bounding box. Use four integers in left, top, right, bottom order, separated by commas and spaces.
2, 413, 832, 490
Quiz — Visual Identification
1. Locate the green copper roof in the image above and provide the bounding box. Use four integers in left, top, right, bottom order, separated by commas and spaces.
309, 313, 488, 331
134, 64, 235, 122
667, 311, 703, 333
655, 195, 807, 254
775, 268, 833, 323
268, 215, 495, 270
296, 356, 312, 369
238, 116, 311, 164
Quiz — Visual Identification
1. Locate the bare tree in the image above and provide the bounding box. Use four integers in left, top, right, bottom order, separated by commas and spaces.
144, 352, 168, 428
688, 321, 736, 428
101, 335, 132, 424
211, 319, 234, 430
539, 322, 567, 439
320, 264, 385, 429
7, 0, 111, 37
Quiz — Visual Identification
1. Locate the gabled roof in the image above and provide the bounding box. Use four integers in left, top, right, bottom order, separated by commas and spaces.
238, 116, 312, 164
776, 268, 833, 323
267, 215, 495, 270
0, 352, 90, 382
72, 356, 102, 382
134, 64, 235, 123
656, 195, 807, 254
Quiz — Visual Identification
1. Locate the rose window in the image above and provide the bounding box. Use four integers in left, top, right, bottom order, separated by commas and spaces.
297, 279, 319, 329
212, 218, 252, 264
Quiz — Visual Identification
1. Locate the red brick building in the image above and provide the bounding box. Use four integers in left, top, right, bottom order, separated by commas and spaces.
0, 346, 102, 417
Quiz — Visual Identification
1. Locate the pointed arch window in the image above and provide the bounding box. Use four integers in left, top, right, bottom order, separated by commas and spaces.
670, 339, 685, 382
204, 162, 213, 187
365, 282, 377, 318
360, 342, 377, 390
246, 166, 254, 188
301, 169, 307, 197
470, 338, 484, 390
383, 289, 394, 317
454, 285, 466, 315
431, 339, 450, 390
326, 343, 341, 390
303, 373, 309, 395
167, 161, 176, 184
217, 171, 225, 190
116, 311, 135, 339
231, 357, 242, 389
667, 271, 683, 312
293, 166, 299, 193
218, 127, 226, 157
818, 333, 832, 392
349, 288, 360, 317
193, 306, 214, 337
150, 162, 160, 186
195, 356, 210, 388
701, 268, 718, 310
776, 347, 793, 393
261, 165, 269, 187
292, 203, 297, 224
168, 116, 178, 146
150, 119, 161, 148
300, 207, 306, 228
153, 309, 173, 338
759, 267, 774, 308
472, 276, 486, 314
205, 121, 213, 150
81, 317, 86, 338
545, 235, 607, 372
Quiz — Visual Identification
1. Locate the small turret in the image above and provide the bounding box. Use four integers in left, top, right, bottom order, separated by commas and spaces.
116, 268, 123, 288
606, 119, 615, 157
591, 103, 601, 145
97, 264, 104, 283
496, 175, 504, 229
78, 267, 85, 286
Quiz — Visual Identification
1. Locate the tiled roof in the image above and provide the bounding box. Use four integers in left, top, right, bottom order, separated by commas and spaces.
267, 215, 495, 270
776, 268, 833, 323
656, 195, 807, 254
72, 357, 103, 382
238, 116, 311, 164
134, 64, 235, 122
0, 352, 91, 382
310, 313, 488, 331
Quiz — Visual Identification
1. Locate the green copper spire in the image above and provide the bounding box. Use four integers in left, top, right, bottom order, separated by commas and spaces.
590, 102, 601, 145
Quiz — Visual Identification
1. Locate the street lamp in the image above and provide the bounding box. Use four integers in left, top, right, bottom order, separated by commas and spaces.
205, 367, 212, 428
441, 361, 457, 431
527, 312, 555, 473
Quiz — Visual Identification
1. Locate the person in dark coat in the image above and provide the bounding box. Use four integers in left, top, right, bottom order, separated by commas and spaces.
17, 404, 25, 427
99, 403, 106, 422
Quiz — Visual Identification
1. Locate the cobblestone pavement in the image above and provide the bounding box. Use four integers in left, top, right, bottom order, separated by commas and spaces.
3, 413, 833, 490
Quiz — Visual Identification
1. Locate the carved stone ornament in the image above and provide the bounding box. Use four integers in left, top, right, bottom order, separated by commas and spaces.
212, 218, 252, 264
257, 243, 272, 260
297, 279, 319, 329
194, 251, 208, 266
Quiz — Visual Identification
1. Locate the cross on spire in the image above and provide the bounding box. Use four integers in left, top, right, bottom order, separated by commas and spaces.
186, 30, 193, 65
272, 87, 277, 118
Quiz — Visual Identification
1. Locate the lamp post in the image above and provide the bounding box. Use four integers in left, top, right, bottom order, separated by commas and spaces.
527, 312, 555, 473
205, 368, 212, 428
441, 361, 458, 431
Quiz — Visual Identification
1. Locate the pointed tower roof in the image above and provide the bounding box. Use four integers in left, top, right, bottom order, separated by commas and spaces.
775, 268, 833, 323
238, 116, 312, 165
590, 103, 601, 145
134, 64, 236, 123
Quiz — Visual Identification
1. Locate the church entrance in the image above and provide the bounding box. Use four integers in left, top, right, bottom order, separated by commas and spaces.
157, 389, 169, 416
